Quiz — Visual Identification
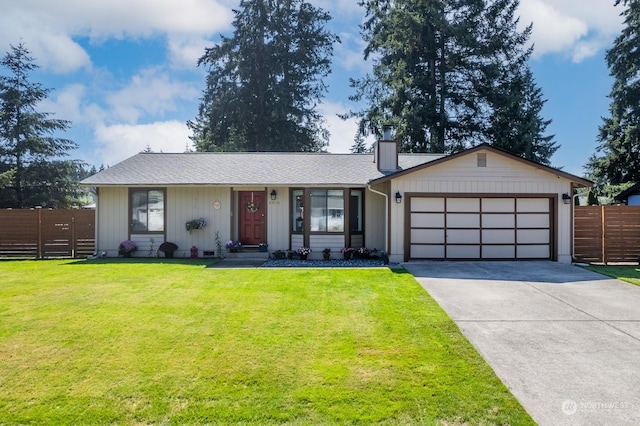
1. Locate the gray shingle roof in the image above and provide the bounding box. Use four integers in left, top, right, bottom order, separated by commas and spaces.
81, 152, 443, 186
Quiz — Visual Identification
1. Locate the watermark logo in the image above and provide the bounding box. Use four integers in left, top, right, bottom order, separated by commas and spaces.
561, 398, 633, 415
562, 399, 578, 415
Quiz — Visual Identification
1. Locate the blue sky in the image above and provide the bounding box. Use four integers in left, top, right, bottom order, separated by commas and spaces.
0, 0, 624, 177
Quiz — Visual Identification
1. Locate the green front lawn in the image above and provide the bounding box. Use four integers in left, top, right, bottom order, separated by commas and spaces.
584, 264, 640, 286
0, 260, 532, 425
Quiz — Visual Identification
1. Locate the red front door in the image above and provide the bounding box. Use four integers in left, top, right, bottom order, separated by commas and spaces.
239, 191, 266, 245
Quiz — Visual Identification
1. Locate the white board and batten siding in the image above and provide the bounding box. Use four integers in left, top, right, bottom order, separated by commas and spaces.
265, 187, 289, 252
166, 186, 231, 258
364, 187, 386, 252
388, 150, 574, 263
96, 187, 129, 256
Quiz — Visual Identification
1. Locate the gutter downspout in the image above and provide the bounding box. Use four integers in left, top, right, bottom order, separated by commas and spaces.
366, 183, 389, 254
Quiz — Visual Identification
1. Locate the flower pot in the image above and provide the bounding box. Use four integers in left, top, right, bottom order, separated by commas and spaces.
164, 251, 174, 259
122, 252, 131, 258
343, 252, 352, 260
259, 246, 268, 252
299, 254, 308, 261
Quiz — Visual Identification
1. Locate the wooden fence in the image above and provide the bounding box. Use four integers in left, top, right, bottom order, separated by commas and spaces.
0, 208, 95, 259
574, 205, 640, 263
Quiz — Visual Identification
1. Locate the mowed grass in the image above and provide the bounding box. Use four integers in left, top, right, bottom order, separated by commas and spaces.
585, 264, 640, 286
0, 260, 533, 425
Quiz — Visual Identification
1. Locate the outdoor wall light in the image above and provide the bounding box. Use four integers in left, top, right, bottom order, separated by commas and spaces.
562, 193, 571, 204
270, 189, 277, 200
395, 191, 403, 203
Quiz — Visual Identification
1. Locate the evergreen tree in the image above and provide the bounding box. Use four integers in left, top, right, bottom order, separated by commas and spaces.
488, 68, 557, 165
350, 133, 368, 153
0, 168, 15, 187
587, 0, 640, 185
0, 43, 79, 208
190, 0, 339, 152
347, 0, 555, 163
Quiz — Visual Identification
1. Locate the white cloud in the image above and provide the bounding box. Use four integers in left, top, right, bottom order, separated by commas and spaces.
106, 68, 200, 123
0, 0, 234, 73
167, 36, 214, 69
311, 0, 364, 15
519, 0, 623, 62
40, 84, 87, 123
334, 32, 369, 73
320, 101, 374, 153
94, 121, 192, 166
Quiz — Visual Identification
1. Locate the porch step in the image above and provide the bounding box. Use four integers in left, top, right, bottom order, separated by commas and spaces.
224, 250, 269, 260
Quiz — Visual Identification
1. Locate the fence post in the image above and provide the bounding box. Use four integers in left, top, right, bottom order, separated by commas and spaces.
36, 206, 42, 259
71, 213, 76, 258
601, 205, 606, 265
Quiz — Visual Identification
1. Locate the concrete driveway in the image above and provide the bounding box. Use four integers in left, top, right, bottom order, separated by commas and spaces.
403, 261, 640, 426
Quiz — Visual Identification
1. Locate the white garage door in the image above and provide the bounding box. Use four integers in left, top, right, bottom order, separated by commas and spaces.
408, 196, 553, 260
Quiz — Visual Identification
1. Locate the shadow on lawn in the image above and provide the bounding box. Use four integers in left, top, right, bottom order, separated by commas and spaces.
64, 257, 219, 267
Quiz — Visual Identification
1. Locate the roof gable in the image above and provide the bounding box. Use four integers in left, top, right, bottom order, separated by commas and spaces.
614, 181, 640, 202
369, 143, 593, 187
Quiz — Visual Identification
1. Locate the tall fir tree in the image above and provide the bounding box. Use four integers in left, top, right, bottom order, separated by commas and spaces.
0, 43, 80, 208
587, 0, 640, 185
350, 133, 368, 153
488, 68, 557, 165
347, 0, 556, 163
189, 0, 339, 152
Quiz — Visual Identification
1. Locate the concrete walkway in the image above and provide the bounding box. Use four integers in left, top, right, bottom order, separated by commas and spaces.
403, 261, 640, 426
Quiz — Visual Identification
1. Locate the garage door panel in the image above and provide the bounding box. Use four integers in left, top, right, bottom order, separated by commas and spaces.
483, 229, 515, 244
517, 214, 549, 228
482, 198, 514, 212
482, 245, 515, 259
517, 245, 550, 258
411, 213, 444, 228
517, 229, 549, 244
482, 214, 515, 228
447, 198, 480, 212
411, 245, 445, 258
412, 198, 444, 212
447, 245, 480, 258
411, 229, 445, 244
517, 198, 549, 212
447, 214, 480, 228
447, 229, 480, 244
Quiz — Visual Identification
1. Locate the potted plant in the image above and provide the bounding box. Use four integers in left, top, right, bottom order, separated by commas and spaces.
158, 241, 178, 258
118, 240, 137, 257
226, 240, 242, 252
185, 218, 207, 234
354, 247, 370, 259
340, 247, 354, 260
297, 246, 312, 260
322, 247, 331, 260
259, 242, 269, 252
273, 249, 286, 259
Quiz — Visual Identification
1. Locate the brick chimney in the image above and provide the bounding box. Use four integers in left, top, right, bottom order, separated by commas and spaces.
376, 124, 398, 172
